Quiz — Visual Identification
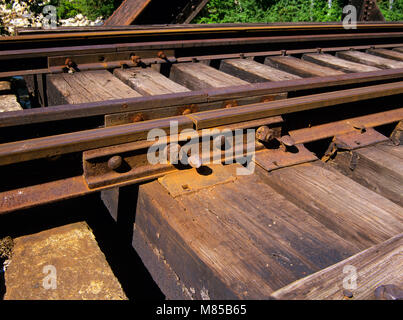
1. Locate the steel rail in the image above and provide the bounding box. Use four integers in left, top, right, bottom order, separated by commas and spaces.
15, 22, 403, 35
2, 32, 403, 60
2, 43, 403, 79
188, 81, 403, 129
0, 107, 401, 215
2, 68, 403, 128
0, 81, 402, 166
5, 23, 403, 42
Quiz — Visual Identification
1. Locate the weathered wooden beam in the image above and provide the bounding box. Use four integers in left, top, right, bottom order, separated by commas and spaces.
302, 53, 380, 73
264, 55, 345, 77
271, 233, 402, 300
134, 166, 360, 299
258, 161, 403, 250
114, 67, 190, 96
47, 70, 141, 105
337, 50, 403, 69
170, 62, 249, 90
220, 59, 301, 82
330, 142, 403, 206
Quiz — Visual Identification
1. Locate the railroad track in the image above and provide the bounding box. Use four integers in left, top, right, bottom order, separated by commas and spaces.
0, 23, 402, 300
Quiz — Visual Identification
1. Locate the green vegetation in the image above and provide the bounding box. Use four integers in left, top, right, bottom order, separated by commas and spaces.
19, 0, 403, 22
29, 0, 121, 20
378, 0, 403, 20
194, 0, 403, 24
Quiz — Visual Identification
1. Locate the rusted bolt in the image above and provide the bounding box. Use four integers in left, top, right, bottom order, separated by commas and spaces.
133, 114, 144, 122
108, 155, 123, 171
65, 58, 74, 68
158, 51, 167, 59
343, 290, 354, 299
256, 126, 275, 142
262, 96, 275, 103
131, 55, 141, 66
375, 284, 403, 300
224, 101, 237, 109
182, 108, 192, 115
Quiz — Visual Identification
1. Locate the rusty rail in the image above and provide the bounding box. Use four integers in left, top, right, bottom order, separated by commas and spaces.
0, 81, 402, 166
1, 68, 403, 129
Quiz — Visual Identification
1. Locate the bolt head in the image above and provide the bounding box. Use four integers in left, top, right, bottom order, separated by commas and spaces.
108, 156, 123, 170
256, 126, 274, 142
343, 290, 354, 299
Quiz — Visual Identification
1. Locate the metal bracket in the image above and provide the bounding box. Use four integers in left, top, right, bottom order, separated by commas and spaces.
48, 50, 176, 73
83, 116, 283, 189
322, 127, 388, 162
333, 127, 388, 150
254, 143, 318, 172
158, 163, 239, 198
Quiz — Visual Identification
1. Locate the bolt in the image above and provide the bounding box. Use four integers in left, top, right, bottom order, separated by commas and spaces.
192, 57, 198, 63
131, 55, 141, 66
224, 101, 237, 108
65, 58, 74, 68
256, 126, 275, 142
317, 48, 322, 54
343, 290, 354, 299
262, 96, 274, 103
182, 108, 192, 115
133, 114, 144, 122
158, 51, 167, 59
281, 50, 287, 56
240, 53, 245, 59
108, 155, 123, 171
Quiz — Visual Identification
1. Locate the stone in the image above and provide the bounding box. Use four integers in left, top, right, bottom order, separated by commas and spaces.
0, 94, 22, 112
4, 222, 127, 300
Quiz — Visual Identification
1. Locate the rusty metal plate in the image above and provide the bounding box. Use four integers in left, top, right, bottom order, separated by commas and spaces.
334, 127, 389, 150
48, 50, 175, 67
158, 164, 239, 198
254, 144, 317, 172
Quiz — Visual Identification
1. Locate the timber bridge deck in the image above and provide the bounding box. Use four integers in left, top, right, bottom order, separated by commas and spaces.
0, 22, 402, 300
